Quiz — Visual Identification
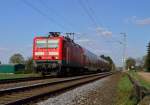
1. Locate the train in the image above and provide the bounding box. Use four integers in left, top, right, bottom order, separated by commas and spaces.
33, 32, 111, 76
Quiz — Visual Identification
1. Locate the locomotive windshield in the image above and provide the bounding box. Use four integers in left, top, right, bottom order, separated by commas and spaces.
48, 39, 59, 48
36, 40, 47, 48
36, 39, 59, 48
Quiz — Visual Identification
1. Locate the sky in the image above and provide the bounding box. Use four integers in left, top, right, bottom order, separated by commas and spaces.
0, 0, 150, 66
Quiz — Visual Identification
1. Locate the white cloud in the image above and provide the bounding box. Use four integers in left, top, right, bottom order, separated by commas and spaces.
96, 27, 112, 36
125, 16, 150, 26
135, 18, 150, 25
125, 16, 137, 23
101, 31, 112, 36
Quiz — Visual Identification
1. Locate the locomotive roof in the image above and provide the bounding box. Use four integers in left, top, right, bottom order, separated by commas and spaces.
34, 35, 64, 38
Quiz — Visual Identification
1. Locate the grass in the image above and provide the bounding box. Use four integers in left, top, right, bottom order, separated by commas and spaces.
129, 71, 150, 89
116, 74, 137, 105
0, 73, 40, 80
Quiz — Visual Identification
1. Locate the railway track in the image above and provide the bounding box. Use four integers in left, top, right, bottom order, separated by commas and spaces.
0, 73, 107, 90
0, 72, 113, 105
0, 75, 53, 84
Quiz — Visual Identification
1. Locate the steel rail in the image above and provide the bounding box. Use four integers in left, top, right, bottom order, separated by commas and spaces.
0, 76, 53, 84
0, 72, 112, 105
0, 72, 110, 94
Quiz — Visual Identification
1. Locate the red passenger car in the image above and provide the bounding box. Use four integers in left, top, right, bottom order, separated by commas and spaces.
33, 32, 110, 75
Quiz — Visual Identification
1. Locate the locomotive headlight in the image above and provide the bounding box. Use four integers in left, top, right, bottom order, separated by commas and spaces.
35, 52, 44, 56
55, 56, 58, 59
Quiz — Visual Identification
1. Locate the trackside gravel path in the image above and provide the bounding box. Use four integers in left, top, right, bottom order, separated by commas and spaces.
37, 73, 121, 105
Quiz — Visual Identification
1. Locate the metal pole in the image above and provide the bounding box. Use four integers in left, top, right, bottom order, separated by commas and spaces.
72, 33, 75, 41
120, 33, 127, 71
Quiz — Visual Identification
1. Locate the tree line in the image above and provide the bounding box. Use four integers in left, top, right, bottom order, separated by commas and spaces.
100, 55, 116, 71
125, 42, 150, 72
0, 53, 116, 73
8, 53, 34, 73
2, 41, 150, 73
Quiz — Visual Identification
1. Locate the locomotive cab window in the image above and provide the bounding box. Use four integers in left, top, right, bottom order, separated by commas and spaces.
36, 39, 59, 48
48, 39, 59, 48
36, 40, 47, 48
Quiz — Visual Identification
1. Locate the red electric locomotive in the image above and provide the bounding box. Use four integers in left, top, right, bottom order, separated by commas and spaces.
33, 32, 110, 75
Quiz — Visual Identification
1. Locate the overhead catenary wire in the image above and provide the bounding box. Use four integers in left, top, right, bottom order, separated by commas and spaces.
85, 0, 104, 28
37, 0, 76, 30
81, 0, 123, 45
78, 0, 112, 46
22, 0, 68, 31
78, 0, 109, 37
78, 0, 99, 28
78, 0, 110, 43
78, 0, 125, 65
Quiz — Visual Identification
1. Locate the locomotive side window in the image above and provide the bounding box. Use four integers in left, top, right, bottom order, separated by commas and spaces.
48, 39, 59, 48
36, 40, 47, 48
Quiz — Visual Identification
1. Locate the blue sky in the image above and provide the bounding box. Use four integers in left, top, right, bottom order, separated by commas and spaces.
0, 0, 150, 66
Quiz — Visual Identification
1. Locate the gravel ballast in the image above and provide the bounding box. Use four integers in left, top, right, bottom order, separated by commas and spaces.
37, 73, 121, 105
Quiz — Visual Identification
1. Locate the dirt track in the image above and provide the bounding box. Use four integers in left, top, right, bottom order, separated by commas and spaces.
138, 72, 150, 82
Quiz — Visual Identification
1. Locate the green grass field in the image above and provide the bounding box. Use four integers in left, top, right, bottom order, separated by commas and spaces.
0, 73, 40, 80
129, 71, 150, 89
116, 74, 137, 105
